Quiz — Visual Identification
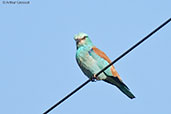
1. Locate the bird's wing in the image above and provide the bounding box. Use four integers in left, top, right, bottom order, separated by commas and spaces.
91, 46, 122, 81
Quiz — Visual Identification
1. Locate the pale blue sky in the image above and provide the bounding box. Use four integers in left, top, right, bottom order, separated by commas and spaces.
0, 0, 171, 114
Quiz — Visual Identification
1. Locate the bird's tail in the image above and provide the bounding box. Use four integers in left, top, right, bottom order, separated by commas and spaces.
117, 84, 135, 99
104, 76, 135, 99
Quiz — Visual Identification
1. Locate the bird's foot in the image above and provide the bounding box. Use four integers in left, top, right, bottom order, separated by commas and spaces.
91, 78, 96, 82
91, 74, 97, 82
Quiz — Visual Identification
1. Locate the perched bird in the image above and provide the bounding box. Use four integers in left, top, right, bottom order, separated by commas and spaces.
74, 32, 135, 99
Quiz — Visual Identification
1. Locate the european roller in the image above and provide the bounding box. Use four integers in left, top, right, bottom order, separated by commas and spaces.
74, 32, 135, 99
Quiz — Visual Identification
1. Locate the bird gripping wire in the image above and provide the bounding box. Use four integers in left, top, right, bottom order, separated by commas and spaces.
43, 18, 171, 114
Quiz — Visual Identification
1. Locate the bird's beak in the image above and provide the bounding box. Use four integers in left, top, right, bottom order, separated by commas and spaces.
75, 39, 80, 42
75, 39, 81, 44
76, 40, 80, 45
75, 37, 86, 45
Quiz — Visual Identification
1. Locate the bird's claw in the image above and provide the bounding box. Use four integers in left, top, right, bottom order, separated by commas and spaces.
91, 74, 97, 82
91, 78, 96, 82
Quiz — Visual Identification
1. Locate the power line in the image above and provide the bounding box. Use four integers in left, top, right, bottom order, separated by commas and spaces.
43, 80, 91, 114
43, 18, 171, 114
96, 18, 171, 76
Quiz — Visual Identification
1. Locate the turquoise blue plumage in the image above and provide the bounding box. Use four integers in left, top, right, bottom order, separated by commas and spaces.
74, 33, 135, 99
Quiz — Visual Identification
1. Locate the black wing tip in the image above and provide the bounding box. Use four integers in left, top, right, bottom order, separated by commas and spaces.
129, 95, 136, 99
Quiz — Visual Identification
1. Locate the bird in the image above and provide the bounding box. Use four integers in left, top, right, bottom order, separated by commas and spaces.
74, 32, 135, 99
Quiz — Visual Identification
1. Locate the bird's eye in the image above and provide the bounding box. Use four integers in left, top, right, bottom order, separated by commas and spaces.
82, 36, 87, 40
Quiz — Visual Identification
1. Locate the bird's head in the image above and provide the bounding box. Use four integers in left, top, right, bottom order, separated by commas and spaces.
74, 32, 93, 49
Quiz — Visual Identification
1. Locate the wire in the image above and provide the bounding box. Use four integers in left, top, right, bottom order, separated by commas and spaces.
96, 18, 171, 76
43, 80, 91, 114
43, 18, 171, 114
